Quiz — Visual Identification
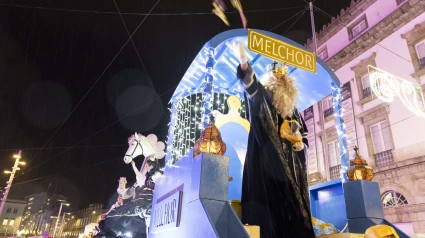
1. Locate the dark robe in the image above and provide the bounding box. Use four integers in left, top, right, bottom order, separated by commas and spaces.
237, 64, 315, 238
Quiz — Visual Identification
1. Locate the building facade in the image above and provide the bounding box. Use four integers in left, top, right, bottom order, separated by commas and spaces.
19, 192, 68, 236
0, 199, 26, 236
302, 0, 425, 236
61, 203, 107, 238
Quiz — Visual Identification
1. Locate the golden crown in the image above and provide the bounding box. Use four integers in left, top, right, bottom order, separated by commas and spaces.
268, 61, 288, 75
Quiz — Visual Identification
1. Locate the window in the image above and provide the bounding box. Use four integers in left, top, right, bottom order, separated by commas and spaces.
352, 20, 367, 38
28, 197, 34, 201
381, 190, 408, 207
415, 40, 425, 70
402, 22, 425, 77
2, 219, 8, 226
322, 96, 334, 118
328, 140, 341, 167
318, 49, 328, 60
361, 74, 370, 90
361, 74, 371, 98
9, 219, 14, 226
322, 96, 333, 110
13, 209, 18, 214
6, 208, 11, 214
27, 206, 31, 210
348, 14, 368, 41
370, 120, 394, 154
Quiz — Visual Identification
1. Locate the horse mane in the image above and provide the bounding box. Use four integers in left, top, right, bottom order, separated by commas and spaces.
127, 133, 144, 145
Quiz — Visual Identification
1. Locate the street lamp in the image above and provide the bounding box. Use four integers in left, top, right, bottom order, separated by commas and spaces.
53, 201, 70, 238
0, 151, 24, 215
58, 213, 71, 238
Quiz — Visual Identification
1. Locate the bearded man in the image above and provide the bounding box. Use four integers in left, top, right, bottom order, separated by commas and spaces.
228, 41, 315, 238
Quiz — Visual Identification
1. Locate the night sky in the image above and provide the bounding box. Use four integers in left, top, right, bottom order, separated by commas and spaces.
0, 0, 351, 209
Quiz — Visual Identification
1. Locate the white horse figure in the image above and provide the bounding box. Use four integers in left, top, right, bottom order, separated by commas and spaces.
124, 132, 165, 236
124, 133, 165, 187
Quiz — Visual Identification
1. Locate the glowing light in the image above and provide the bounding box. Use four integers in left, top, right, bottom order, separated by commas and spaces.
368, 65, 425, 117
331, 82, 350, 183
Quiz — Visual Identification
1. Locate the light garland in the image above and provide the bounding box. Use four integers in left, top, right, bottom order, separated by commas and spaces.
368, 65, 425, 117
331, 82, 350, 183
165, 92, 247, 169
202, 47, 216, 130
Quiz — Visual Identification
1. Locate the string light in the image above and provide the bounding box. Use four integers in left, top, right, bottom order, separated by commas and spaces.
368, 65, 425, 117
331, 82, 350, 183
165, 92, 247, 169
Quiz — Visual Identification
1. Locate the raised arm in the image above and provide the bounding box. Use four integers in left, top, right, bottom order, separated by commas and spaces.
226, 41, 263, 103
237, 63, 262, 102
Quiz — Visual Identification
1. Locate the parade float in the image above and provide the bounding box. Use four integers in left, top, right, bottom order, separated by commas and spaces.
96, 28, 408, 238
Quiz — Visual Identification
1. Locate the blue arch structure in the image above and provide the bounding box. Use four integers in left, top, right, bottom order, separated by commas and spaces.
170, 28, 341, 107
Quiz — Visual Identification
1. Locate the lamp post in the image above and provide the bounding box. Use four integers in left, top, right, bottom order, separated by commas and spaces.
58, 212, 70, 238
53, 201, 69, 238
0, 151, 25, 215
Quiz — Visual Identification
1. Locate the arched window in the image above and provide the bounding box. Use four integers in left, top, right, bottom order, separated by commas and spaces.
381, 190, 408, 207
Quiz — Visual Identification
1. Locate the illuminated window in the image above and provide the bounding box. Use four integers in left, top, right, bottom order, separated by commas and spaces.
28, 197, 34, 201
381, 191, 408, 207
327, 140, 341, 167
415, 40, 425, 70
9, 219, 14, 226
2, 219, 8, 226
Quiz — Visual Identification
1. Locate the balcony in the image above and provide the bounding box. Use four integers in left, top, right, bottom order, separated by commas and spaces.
420, 57, 425, 70
362, 87, 372, 98
374, 149, 394, 167
324, 107, 334, 118
330, 164, 342, 180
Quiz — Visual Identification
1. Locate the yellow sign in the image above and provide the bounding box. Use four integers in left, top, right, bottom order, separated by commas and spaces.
248, 29, 316, 73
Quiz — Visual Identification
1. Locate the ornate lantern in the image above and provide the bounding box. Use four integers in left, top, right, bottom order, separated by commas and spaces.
347, 146, 374, 181
193, 115, 226, 158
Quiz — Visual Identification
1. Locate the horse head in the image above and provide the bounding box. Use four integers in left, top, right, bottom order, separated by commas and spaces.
124, 132, 166, 164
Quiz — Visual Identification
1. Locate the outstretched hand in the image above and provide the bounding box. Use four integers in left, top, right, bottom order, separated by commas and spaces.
225, 40, 248, 70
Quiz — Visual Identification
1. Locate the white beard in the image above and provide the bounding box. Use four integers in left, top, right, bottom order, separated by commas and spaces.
261, 73, 299, 118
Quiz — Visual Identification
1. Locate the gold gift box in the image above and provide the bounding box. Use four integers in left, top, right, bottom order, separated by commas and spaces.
317, 234, 364, 238
244, 225, 260, 238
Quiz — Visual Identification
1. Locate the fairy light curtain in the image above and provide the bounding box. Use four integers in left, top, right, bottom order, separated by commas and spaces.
168, 93, 247, 165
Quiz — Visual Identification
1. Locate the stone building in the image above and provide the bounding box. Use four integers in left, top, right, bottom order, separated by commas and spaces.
302, 0, 425, 236
60, 203, 107, 238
